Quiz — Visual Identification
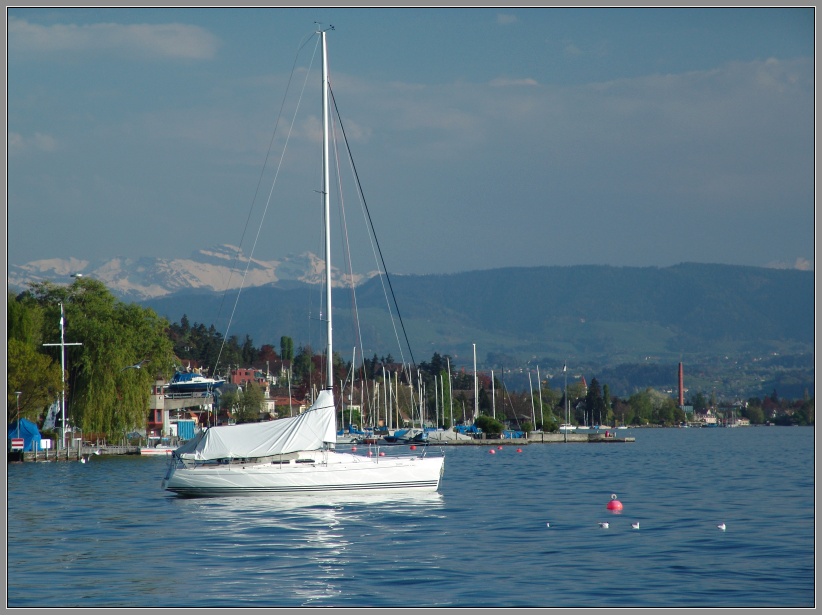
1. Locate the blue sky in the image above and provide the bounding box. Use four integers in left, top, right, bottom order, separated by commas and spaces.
7, 7, 814, 275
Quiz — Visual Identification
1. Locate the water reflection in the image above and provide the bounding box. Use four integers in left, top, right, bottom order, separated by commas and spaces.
165, 491, 445, 606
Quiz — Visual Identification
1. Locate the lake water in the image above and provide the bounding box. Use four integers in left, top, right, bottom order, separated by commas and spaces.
7, 427, 815, 608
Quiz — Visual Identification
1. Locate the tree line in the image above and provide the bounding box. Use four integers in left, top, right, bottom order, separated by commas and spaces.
8, 279, 813, 442
8, 279, 174, 441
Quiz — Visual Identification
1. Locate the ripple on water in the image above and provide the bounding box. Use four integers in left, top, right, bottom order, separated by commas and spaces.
7, 429, 815, 607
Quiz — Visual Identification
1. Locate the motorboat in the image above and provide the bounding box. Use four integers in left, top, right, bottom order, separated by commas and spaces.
165, 370, 225, 393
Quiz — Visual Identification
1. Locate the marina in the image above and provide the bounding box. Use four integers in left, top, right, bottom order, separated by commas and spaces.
9, 430, 634, 463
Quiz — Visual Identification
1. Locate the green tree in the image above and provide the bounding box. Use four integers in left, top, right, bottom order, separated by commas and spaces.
8, 291, 44, 346
586, 378, 606, 425
744, 401, 765, 425
603, 384, 612, 424
440, 369, 454, 425
234, 384, 265, 423
478, 387, 492, 414
794, 398, 814, 426
280, 336, 294, 362
8, 292, 63, 424
241, 334, 257, 366
292, 345, 316, 384
691, 392, 708, 412
7, 338, 63, 424
627, 389, 654, 425
536, 382, 559, 426
613, 398, 633, 427
220, 390, 240, 422
474, 414, 504, 435
28, 278, 174, 439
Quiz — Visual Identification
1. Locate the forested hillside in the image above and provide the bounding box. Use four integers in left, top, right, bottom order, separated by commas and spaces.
142, 263, 814, 398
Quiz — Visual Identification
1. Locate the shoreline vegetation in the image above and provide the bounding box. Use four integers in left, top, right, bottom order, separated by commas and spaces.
8, 278, 814, 448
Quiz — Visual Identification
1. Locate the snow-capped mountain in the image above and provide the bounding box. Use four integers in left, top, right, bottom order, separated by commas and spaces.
8, 244, 377, 300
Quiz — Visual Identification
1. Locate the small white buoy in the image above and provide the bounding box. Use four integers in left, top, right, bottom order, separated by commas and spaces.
631, 522, 640, 530
717, 523, 726, 531
545, 522, 550, 528
598, 522, 609, 529
80, 457, 87, 464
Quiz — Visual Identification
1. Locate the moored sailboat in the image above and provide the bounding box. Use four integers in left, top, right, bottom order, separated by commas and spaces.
162, 27, 444, 497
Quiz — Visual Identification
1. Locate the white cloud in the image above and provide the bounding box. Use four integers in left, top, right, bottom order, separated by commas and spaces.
766, 258, 814, 271
8, 131, 58, 156
8, 16, 219, 60
489, 77, 538, 87
563, 43, 582, 57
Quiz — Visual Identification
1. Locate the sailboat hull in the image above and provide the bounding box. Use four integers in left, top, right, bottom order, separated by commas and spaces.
162, 450, 444, 497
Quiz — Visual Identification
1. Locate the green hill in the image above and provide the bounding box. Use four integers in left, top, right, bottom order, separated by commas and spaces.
142, 262, 814, 398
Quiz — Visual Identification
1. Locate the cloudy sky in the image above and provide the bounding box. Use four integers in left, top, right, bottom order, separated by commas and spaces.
7, 7, 814, 276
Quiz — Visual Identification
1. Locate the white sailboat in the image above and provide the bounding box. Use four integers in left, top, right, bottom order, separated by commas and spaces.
162, 28, 444, 497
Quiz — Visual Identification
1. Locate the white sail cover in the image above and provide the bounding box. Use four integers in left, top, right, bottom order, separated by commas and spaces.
175, 389, 337, 460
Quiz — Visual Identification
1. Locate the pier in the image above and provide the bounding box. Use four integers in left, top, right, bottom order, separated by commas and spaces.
8, 444, 141, 463
437, 432, 635, 445
8, 432, 634, 462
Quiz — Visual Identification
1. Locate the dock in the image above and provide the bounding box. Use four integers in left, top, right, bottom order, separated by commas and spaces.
426, 432, 635, 446
8, 444, 141, 463
8, 432, 634, 463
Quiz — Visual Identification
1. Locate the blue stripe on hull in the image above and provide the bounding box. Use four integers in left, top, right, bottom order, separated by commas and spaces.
167, 480, 440, 498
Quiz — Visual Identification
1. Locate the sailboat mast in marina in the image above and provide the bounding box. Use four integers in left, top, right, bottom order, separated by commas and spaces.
162, 27, 444, 497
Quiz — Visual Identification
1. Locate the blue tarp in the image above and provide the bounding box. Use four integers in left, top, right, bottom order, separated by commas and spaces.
8, 418, 42, 452
455, 424, 481, 434
176, 420, 196, 440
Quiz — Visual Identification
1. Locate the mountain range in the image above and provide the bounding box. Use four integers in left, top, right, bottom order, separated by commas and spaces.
9, 248, 814, 398
7, 244, 378, 300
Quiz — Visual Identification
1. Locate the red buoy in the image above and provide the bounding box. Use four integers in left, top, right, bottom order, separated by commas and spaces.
606, 493, 623, 513
351, 446, 357, 452
516, 448, 523, 453
410, 445, 416, 450
379, 451, 385, 456
498, 445, 503, 450
489, 449, 496, 454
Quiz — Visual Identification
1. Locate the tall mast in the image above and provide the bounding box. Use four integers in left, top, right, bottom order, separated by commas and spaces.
321, 29, 333, 391
447, 357, 454, 429
473, 343, 478, 421
43, 302, 82, 450
537, 365, 543, 428
491, 369, 495, 420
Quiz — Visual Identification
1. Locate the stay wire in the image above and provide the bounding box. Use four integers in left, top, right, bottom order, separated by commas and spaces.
329, 104, 371, 415
211, 30, 321, 381
328, 86, 417, 372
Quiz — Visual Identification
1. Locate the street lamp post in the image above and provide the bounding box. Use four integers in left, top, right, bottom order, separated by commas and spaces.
15, 391, 22, 438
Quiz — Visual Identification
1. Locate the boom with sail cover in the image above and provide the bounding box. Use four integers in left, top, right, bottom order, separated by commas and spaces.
175, 390, 336, 460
